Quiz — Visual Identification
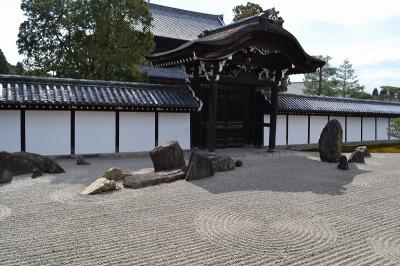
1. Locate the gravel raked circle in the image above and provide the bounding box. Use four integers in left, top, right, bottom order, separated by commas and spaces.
1, 149, 400, 265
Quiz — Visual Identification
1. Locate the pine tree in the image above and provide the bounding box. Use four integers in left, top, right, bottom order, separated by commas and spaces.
0, 49, 10, 74
304, 55, 339, 96
336, 59, 359, 98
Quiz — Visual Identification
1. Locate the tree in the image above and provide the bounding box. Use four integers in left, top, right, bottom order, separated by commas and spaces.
304, 55, 339, 96
232, 2, 263, 22
336, 59, 359, 98
0, 49, 10, 74
388, 118, 400, 138
372, 88, 379, 98
15, 62, 25, 75
17, 0, 155, 81
379, 86, 400, 101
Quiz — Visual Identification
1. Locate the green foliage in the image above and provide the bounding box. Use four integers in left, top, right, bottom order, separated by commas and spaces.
17, 0, 155, 81
336, 59, 360, 97
388, 118, 400, 138
372, 88, 379, 97
0, 49, 10, 74
378, 86, 400, 101
232, 2, 263, 22
304, 55, 339, 96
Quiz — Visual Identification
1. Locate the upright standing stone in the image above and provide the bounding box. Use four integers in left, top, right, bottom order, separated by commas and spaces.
337, 155, 349, 170
318, 119, 343, 163
149, 141, 186, 172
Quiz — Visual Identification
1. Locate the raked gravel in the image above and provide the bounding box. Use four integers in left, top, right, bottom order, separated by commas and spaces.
1, 149, 400, 265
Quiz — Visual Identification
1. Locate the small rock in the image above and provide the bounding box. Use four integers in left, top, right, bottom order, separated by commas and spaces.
318, 120, 343, 163
77, 157, 90, 165
185, 152, 214, 181
31, 168, 43, 178
355, 146, 371, 158
81, 177, 119, 195
348, 150, 365, 164
123, 169, 186, 189
210, 156, 236, 172
337, 155, 349, 170
149, 141, 186, 172
102, 167, 131, 181
235, 160, 243, 167
0, 168, 13, 184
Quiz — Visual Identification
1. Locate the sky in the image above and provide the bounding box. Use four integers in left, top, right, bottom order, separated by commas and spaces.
0, 0, 399, 92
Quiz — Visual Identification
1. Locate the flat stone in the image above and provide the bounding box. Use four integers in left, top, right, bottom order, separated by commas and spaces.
355, 146, 371, 158
210, 156, 236, 172
102, 167, 131, 181
185, 152, 214, 181
348, 150, 365, 164
31, 168, 43, 179
77, 157, 90, 165
149, 141, 186, 172
81, 177, 119, 195
337, 155, 349, 170
0, 168, 13, 184
123, 169, 186, 189
319, 120, 343, 163
0, 151, 64, 176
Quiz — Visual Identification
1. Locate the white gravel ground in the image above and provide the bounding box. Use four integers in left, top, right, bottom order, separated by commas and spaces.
1, 149, 400, 265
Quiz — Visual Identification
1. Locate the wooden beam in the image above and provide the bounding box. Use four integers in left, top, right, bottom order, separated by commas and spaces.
20, 110, 25, 152
115, 111, 119, 153
268, 83, 278, 152
208, 79, 218, 156
71, 111, 75, 155
155, 111, 159, 147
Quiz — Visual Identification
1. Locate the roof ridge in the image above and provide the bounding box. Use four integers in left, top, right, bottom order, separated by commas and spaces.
148, 3, 224, 22
0, 74, 187, 90
281, 93, 400, 106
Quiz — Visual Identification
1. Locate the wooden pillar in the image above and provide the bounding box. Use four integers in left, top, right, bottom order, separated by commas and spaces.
208, 79, 218, 156
268, 83, 278, 152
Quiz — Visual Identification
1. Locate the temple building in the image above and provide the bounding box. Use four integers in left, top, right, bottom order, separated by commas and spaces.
0, 3, 398, 156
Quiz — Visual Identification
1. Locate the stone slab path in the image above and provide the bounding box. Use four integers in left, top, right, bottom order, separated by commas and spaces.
1, 149, 400, 265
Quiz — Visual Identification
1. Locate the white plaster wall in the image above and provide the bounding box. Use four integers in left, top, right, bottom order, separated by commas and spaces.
0, 110, 20, 152
264, 115, 270, 146
347, 117, 362, 142
25, 111, 70, 155
288, 115, 308, 145
377, 117, 389, 140
330, 116, 346, 142
263, 115, 286, 146
362, 117, 376, 141
75, 111, 115, 154
158, 113, 190, 149
310, 116, 328, 144
119, 112, 155, 152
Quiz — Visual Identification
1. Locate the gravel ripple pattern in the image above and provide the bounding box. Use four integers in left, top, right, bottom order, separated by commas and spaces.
0, 149, 400, 265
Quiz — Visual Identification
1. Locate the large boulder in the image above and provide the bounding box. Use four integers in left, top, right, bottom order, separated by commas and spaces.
185, 152, 214, 181
123, 168, 186, 189
355, 146, 371, 158
337, 155, 349, 170
149, 141, 186, 172
318, 120, 343, 163
348, 150, 365, 163
0, 151, 65, 176
102, 167, 131, 181
0, 168, 13, 184
210, 156, 236, 172
81, 177, 119, 195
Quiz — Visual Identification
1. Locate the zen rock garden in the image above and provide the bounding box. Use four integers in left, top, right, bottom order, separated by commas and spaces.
318, 119, 371, 169
82, 141, 240, 195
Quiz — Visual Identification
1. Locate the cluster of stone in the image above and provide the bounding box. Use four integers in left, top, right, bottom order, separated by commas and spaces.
0, 151, 65, 184
318, 120, 371, 170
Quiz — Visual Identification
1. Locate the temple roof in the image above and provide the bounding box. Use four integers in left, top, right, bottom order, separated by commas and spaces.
0, 75, 201, 112
148, 9, 325, 76
148, 3, 224, 41
268, 93, 400, 117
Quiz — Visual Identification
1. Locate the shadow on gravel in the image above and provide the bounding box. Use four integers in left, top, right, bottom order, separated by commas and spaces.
191, 154, 369, 196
